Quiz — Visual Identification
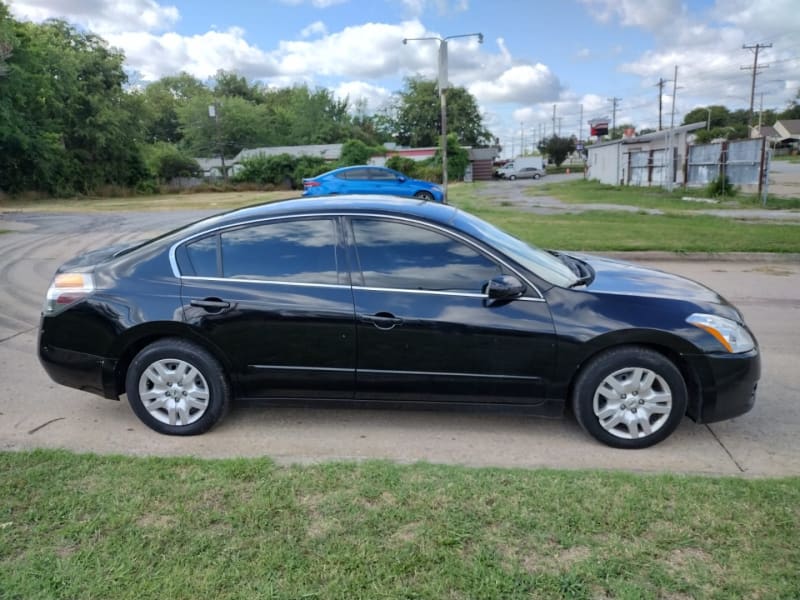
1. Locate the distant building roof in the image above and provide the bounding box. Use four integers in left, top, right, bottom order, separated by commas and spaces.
586, 122, 706, 152
751, 125, 779, 139
195, 157, 224, 171
233, 144, 343, 164
778, 119, 800, 135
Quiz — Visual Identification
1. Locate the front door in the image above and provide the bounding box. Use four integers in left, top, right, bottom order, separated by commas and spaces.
346, 217, 556, 405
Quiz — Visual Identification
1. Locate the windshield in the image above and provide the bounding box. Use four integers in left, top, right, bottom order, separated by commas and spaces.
453, 209, 578, 287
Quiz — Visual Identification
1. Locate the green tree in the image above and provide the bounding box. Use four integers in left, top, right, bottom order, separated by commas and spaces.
380, 77, 493, 147
143, 143, 201, 182
138, 73, 208, 143
432, 133, 470, 180
214, 69, 264, 104
778, 90, 800, 120
339, 139, 381, 165
538, 136, 576, 167
683, 105, 730, 128
0, 15, 147, 194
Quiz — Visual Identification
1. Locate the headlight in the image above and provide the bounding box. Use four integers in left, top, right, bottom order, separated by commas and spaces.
687, 313, 755, 353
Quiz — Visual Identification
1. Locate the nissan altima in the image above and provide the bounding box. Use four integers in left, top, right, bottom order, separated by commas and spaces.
39, 196, 760, 448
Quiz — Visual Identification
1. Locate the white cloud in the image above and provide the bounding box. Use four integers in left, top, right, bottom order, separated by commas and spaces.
10, 0, 179, 33
333, 81, 392, 112
280, 0, 349, 7
469, 64, 562, 105
399, 0, 469, 17
105, 28, 277, 81
713, 0, 800, 42
580, 0, 684, 31
274, 20, 431, 79
300, 20, 328, 38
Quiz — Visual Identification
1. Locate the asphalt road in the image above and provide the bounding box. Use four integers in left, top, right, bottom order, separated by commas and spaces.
1, 208, 798, 476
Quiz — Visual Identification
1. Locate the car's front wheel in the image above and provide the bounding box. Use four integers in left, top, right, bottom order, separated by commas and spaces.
414, 190, 434, 201
126, 339, 230, 435
508, 175, 517, 181
572, 346, 687, 449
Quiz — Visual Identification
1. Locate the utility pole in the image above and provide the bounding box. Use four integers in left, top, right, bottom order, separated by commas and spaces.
608, 97, 621, 138
557, 117, 563, 137
403, 32, 483, 203
742, 42, 771, 127
208, 103, 227, 182
654, 78, 668, 131
667, 65, 678, 192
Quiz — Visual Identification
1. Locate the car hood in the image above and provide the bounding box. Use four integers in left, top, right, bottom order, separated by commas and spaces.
573, 253, 729, 306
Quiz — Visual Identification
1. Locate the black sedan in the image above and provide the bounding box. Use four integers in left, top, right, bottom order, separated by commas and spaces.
39, 196, 760, 449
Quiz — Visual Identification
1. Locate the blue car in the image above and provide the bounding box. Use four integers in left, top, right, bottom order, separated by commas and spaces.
302, 165, 444, 202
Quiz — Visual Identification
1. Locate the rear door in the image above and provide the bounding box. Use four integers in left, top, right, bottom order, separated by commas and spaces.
346, 216, 557, 405
177, 217, 356, 399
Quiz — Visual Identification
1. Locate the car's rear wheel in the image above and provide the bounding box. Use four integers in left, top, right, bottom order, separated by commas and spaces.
572, 346, 687, 449
414, 190, 434, 201
508, 175, 517, 181
126, 339, 230, 435
533, 174, 541, 179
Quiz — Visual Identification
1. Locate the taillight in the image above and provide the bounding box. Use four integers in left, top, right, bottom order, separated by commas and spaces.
303, 181, 320, 188
44, 273, 95, 315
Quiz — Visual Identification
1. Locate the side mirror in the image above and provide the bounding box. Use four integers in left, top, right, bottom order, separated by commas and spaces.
398, 176, 406, 183
486, 275, 525, 300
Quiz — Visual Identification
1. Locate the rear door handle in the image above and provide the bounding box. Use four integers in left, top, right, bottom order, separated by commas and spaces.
190, 298, 231, 312
359, 312, 403, 330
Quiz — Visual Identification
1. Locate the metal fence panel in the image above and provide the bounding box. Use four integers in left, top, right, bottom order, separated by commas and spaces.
629, 151, 649, 185
687, 143, 721, 185
651, 149, 667, 186
726, 138, 762, 185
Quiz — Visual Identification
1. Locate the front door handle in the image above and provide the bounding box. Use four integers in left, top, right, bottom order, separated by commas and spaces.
190, 298, 231, 312
359, 312, 403, 330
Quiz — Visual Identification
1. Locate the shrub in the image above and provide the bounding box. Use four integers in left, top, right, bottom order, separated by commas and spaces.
706, 175, 737, 197
233, 153, 327, 188
385, 156, 419, 177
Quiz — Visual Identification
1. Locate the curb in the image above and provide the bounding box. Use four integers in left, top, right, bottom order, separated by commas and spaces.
599, 251, 800, 263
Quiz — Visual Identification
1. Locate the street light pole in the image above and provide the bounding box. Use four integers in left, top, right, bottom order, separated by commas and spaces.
403, 32, 483, 203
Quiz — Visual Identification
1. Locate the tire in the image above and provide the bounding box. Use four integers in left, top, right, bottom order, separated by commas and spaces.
572, 346, 687, 449
414, 191, 434, 201
126, 338, 230, 435
533, 174, 541, 180
508, 175, 517, 181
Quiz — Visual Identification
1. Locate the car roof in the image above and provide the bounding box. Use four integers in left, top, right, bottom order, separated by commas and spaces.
173, 195, 458, 240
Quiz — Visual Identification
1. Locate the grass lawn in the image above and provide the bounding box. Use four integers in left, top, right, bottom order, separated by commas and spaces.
0, 190, 293, 212
450, 186, 800, 253
523, 179, 800, 211
1, 450, 798, 599
3, 183, 799, 253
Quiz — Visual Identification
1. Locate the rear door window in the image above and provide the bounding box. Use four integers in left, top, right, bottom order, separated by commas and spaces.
220, 219, 341, 284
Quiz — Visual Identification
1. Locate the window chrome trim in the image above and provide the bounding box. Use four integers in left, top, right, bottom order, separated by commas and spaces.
181, 275, 351, 290
168, 211, 545, 301
354, 286, 546, 302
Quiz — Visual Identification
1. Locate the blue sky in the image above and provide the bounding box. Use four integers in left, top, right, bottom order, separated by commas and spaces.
9, 0, 800, 154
